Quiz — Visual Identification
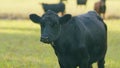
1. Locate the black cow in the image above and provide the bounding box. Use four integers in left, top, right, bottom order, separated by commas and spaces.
41, 2, 65, 15
29, 10, 107, 68
77, 0, 87, 5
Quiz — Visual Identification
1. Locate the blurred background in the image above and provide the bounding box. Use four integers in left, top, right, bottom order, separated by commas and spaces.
0, 0, 120, 68
0, 0, 120, 19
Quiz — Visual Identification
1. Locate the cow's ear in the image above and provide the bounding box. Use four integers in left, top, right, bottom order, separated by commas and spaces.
59, 14, 72, 24
29, 14, 42, 24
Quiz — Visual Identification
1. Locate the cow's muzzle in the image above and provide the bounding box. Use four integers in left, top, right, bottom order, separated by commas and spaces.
40, 36, 51, 44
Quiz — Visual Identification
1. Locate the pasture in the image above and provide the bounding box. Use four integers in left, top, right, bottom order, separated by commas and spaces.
0, 20, 120, 68
0, 0, 120, 68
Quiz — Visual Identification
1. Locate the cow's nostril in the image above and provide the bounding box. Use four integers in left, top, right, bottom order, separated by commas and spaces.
41, 36, 49, 43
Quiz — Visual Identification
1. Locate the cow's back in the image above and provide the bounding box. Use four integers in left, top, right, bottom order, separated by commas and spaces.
76, 11, 107, 63
76, 11, 106, 37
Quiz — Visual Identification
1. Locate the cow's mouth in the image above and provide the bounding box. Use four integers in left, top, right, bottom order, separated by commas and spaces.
41, 41, 51, 44
40, 38, 51, 44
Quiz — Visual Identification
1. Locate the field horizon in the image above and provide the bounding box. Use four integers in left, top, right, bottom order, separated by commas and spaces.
0, 0, 120, 19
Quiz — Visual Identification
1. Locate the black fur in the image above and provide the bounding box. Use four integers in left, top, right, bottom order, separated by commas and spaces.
30, 10, 107, 68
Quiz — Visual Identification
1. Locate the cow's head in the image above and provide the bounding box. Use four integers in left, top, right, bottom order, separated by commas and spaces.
29, 10, 71, 44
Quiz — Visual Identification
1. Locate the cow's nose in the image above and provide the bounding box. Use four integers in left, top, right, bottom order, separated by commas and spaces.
40, 36, 49, 42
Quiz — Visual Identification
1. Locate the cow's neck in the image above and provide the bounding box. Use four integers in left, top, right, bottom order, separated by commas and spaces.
54, 22, 82, 45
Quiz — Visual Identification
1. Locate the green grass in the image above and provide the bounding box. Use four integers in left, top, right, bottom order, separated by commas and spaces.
0, 19, 120, 68
0, 20, 59, 68
105, 20, 120, 68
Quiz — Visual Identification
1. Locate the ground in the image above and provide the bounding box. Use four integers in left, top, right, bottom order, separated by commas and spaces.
0, 20, 120, 68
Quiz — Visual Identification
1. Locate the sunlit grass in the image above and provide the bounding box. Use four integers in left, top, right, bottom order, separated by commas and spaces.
0, 20, 39, 35
0, 19, 120, 68
105, 19, 120, 68
0, 20, 59, 68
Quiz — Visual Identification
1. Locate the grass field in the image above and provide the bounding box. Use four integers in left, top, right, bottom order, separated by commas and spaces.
0, 19, 120, 68
0, 0, 120, 68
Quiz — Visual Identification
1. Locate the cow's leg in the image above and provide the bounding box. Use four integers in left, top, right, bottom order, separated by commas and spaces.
79, 63, 92, 68
58, 61, 64, 68
97, 57, 105, 68
79, 60, 89, 68
76, 46, 90, 68
88, 64, 93, 68
58, 59, 76, 68
59, 63, 76, 68
78, 54, 89, 68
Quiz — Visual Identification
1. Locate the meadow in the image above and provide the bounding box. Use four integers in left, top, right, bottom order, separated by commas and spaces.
0, 0, 120, 68
0, 19, 120, 68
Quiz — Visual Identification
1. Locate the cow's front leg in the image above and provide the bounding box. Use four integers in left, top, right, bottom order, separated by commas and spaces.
88, 64, 93, 68
58, 58, 77, 68
97, 56, 105, 68
78, 59, 89, 68
78, 46, 90, 68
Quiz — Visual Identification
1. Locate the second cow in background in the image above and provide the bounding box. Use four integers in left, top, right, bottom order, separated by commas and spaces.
41, 1, 65, 16
94, 0, 106, 19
